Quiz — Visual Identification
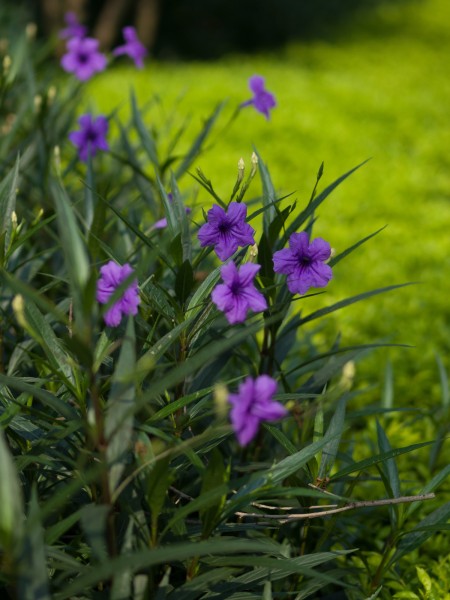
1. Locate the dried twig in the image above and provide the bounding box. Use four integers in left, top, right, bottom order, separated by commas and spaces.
235, 493, 436, 523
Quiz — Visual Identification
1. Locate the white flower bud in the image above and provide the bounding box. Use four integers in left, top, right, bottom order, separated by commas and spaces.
26, 23, 37, 40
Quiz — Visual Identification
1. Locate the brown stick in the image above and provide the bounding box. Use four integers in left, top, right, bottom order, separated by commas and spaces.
235, 493, 436, 523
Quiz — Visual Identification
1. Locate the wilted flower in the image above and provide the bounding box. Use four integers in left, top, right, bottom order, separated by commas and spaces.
211, 261, 267, 324
229, 375, 287, 446
273, 231, 333, 295
198, 202, 255, 261
69, 114, 109, 162
61, 36, 107, 81
112, 26, 147, 69
241, 75, 276, 120
96, 261, 140, 327
59, 11, 87, 39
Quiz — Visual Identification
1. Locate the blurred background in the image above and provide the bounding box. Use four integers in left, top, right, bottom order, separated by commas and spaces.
1, 0, 449, 411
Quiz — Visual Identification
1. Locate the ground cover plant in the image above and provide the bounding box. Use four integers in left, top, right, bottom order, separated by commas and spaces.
0, 6, 449, 600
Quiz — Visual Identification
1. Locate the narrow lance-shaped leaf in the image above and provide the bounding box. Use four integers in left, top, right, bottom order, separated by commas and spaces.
0, 153, 20, 258
17, 487, 51, 600
105, 316, 136, 495
0, 428, 24, 552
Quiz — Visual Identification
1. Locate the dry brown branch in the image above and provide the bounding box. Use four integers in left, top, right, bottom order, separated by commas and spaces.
235, 493, 436, 523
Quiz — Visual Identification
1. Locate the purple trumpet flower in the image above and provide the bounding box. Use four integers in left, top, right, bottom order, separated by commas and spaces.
229, 375, 288, 446
241, 75, 276, 120
68, 114, 109, 162
198, 202, 255, 261
211, 261, 267, 324
112, 26, 148, 69
61, 36, 107, 81
96, 261, 140, 327
59, 11, 87, 40
273, 231, 333, 295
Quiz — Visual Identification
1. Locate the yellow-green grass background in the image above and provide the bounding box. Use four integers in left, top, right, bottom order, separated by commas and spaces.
85, 0, 450, 408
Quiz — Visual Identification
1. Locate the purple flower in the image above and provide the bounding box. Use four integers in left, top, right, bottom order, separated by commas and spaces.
273, 231, 333, 295
241, 75, 276, 120
59, 11, 87, 39
112, 26, 147, 69
68, 114, 109, 162
198, 202, 255, 261
211, 261, 267, 324
229, 375, 287, 446
96, 261, 140, 327
61, 36, 107, 81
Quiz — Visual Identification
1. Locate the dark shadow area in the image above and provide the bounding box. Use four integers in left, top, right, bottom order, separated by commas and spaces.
2, 0, 418, 60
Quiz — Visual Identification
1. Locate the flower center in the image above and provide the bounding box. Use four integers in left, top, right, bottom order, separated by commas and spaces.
299, 256, 312, 267
77, 51, 89, 64
218, 220, 231, 234
230, 281, 242, 295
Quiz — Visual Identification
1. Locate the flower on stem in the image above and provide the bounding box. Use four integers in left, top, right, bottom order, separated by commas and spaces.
211, 261, 267, 324
241, 75, 276, 120
229, 375, 287, 446
61, 36, 107, 81
273, 231, 333, 295
112, 26, 147, 69
69, 114, 109, 162
198, 202, 255, 261
96, 261, 140, 327
59, 11, 87, 39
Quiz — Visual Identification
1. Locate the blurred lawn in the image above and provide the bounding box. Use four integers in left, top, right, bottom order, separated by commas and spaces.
85, 0, 450, 406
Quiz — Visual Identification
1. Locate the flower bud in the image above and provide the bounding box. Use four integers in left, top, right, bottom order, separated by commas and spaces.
34, 94, 42, 113
3, 55, 11, 75
237, 157, 245, 182
26, 23, 37, 40
213, 383, 229, 420
247, 243, 258, 263
47, 85, 57, 105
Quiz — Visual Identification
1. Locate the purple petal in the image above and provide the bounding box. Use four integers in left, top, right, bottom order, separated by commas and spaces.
241, 287, 267, 313
234, 414, 260, 446
308, 237, 331, 261
289, 231, 310, 256
273, 247, 297, 275
224, 294, 249, 324
219, 261, 239, 287
238, 263, 260, 287
104, 304, 123, 327
249, 75, 265, 94
211, 284, 235, 313
226, 202, 247, 225
253, 375, 278, 404
214, 233, 239, 261
252, 400, 287, 421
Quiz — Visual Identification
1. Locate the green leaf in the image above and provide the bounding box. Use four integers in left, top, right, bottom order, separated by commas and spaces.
330, 440, 434, 481
0, 428, 24, 551
175, 102, 225, 179
405, 463, 450, 518
17, 488, 51, 600
285, 159, 370, 239
51, 179, 90, 325
54, 538, 276, 599
298, 283, 415, 327
105, 317, 136, 495
156, 174, 178, 235
171, 172, 192, 262
392, 500, 450, 563
200, 448, 229, 537
80, 504, 110, 563
318, 394, 348, 480
376, 420, 401, 498
0, 153, 19, 257
257, 151, 278, 233
329, 225, 387, 268
175, 259, 195, 305
131, 89, 159, 168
